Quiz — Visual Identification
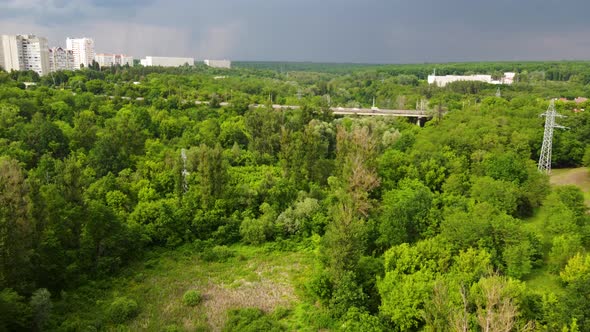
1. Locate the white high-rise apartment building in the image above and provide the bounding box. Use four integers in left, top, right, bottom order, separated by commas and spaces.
95, 53, 133, 67
0, 34, 50, 76
48, 47, 75, 72
66, 37, 95, 68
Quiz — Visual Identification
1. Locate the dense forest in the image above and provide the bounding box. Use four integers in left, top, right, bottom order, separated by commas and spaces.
2, 61, 590, 331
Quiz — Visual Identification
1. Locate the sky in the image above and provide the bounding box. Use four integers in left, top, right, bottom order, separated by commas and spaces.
0, 0, 589, 63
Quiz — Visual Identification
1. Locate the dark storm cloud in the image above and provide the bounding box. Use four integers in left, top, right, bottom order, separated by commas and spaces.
1, 0, 589, 62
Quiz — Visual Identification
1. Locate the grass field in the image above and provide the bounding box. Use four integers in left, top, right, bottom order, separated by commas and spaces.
55, 242, 328, 331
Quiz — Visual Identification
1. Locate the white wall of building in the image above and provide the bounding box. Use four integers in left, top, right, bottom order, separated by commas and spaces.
428, 73, 515, 87
21, 35, 49, 75
0, 35, 23, 72
49, 47, 75, 72
140, 56, 194, 67
204, 59, 231, 69
0, 35, 49, 75
66, 37, 95, 68
95, 53, 133, 67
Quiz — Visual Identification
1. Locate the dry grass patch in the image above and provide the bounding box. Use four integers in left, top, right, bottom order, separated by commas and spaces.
202, 276, 296, 331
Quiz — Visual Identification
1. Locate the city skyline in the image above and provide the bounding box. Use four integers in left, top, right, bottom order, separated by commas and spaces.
1, 0, 590, 64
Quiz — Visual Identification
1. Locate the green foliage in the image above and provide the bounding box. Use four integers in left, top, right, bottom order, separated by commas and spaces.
223, 308, 285, 332
106, 297, 139, 324
182, 290, 202, 306
560, 253, 590, 285
2, 61, 590, 329
502, 241, 533, 279
240, 203, 276, 244
329, 271, 366, 317
200, 245, 235, 262
0, 288, 31, 331
30, 288, 52, 331
275, 197, 322, 237
550, 234, 584, 272
307, 270, 333, 305
339, 307, 385, 332
583, 146, 590, 167
470, 176, 519, 215
378, 238, 451, 330
378, 178, 433, 247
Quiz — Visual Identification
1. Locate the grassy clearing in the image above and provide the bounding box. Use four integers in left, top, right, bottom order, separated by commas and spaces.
519, 168, 590, 297
521, 209, 564, 296
56, 242, 321, 331
550, 167, 590, 206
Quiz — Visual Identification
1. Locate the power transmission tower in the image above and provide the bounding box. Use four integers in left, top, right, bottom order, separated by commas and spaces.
538, 99, 566, 174
495, 87, 501, 98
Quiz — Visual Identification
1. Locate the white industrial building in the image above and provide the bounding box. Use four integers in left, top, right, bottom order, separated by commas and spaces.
0, 34, 50, 76
140, 56, 194, 67
204, 59, 231, 69
428, 72, 516, 87
95, 53, 133, 67
66, 37, 95, 68
48, 47, 75, 72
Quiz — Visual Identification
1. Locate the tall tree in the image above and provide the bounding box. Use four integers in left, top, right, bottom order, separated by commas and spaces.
0, 158, 33, 291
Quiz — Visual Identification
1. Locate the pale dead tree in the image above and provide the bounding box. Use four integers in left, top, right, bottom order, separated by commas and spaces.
335, 125, 380, 218
424, 281, 452, 332
450, 285, 470, 332
475, 277, 517, 332
396, 95, 407, 109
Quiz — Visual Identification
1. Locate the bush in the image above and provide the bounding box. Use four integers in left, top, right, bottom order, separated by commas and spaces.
340, 307, 385, 332
106, 297, 139, 324
182, 290, 202, 306
240, 203, 276, 245
223, 308, 285, 332
201, 245, 235, 262
240, 217, 273, 245
307, 271, 333, 305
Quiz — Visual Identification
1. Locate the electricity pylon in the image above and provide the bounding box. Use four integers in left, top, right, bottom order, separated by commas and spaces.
538, 99, 566, 174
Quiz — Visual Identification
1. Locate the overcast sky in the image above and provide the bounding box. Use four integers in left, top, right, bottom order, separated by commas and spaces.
1, 0, 589, 63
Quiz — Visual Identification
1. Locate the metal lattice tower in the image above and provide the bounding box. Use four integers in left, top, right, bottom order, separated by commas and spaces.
538, 99, 566, 174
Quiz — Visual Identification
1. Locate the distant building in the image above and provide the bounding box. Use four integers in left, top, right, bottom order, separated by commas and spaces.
428, 72, 516, 87
0, 34, 50, 75
66, 37, 95, 68
48, 47, 75, 72
95, 53, 133, 67
204, 59, 231, 69
140, 56, 194, 67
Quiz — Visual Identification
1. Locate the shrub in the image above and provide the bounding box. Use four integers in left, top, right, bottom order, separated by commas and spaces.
182, 290, 202, 306
240, 203, 276, 245
223, 308, 285, 332
240, 217, 273, 245
340, 307, 385, 332
201, 245, 235, 262
307, 271, 333, 305
106, 297, 139, 324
